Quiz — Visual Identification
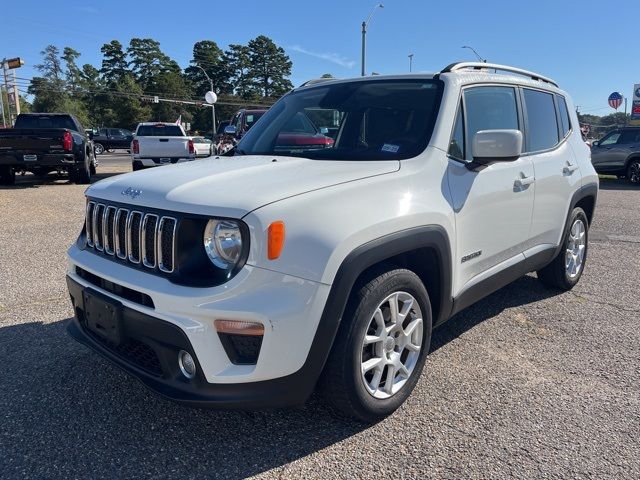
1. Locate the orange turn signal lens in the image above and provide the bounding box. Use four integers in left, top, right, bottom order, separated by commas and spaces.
214, 320, 264, 336
267, 221, 285, 260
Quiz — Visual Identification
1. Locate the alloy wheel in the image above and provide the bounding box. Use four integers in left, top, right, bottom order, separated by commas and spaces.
565, 219, 586, 278
360, 291, 423, 399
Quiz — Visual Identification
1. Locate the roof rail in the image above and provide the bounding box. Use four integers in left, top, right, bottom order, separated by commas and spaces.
299, 77, 337, 87
440, 62, 558, 88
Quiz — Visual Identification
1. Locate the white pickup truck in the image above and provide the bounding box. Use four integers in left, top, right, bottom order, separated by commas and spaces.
131, 122, 195, 170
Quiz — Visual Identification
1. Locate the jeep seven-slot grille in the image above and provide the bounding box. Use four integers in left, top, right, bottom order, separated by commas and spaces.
85, 201, 176, 274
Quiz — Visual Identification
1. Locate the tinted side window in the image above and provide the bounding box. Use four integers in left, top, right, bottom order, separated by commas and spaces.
448, 101, 465, 159
619, 130, 640, 144
523, 89, 559, 152
464, 86, 519, 158
557, 96, 571, 137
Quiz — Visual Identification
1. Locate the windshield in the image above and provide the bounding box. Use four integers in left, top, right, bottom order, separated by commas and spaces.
136, 124, 184, 136
236, 79, 443, 160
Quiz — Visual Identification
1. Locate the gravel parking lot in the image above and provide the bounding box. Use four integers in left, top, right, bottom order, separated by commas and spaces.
1, 155, 638, 479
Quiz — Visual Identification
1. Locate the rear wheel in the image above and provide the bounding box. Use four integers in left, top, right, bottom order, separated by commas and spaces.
319, 268, 432, 422
537, 207, 588, 290
0, 167, 16, 185
627, 158, 640, 184
132, 161, 144, 171
94, 143, 104, 155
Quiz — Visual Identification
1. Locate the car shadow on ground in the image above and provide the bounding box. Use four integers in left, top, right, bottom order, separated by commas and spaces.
0, 171, 124, 189
0, 274, 561, 478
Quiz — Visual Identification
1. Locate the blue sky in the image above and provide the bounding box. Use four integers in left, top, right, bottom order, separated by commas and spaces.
7, 0, 638, 115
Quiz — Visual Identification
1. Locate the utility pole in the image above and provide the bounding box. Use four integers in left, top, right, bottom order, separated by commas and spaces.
195, 64, 216, 135
0, 84, 6, 127
361, 3, 384, 76
2, 57, 24, 125
408, 54, 414, 72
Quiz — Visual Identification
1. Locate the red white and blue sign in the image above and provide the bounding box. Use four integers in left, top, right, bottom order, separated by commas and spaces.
608, 92, 623, 110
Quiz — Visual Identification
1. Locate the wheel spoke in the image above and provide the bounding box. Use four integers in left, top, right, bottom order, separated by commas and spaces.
403, 318, 422, 338
388, 293, 400, 325
362, 357, 384, 373
383, 364, 397, 394
370, 367, 383, 391
364, 334, 383, 345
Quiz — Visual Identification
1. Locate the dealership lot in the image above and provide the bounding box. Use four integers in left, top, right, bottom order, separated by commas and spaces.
0, 160, 638, 478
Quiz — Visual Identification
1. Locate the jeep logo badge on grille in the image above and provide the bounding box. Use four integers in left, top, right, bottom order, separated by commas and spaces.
122, 187, 142, 199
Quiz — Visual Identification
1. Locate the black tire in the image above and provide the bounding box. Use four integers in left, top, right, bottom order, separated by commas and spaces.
132, 161, 144, 171
94, 143, 104, 155
0, 167, 16, 186
627, 158, 640, 184
318, 268, 432, 422
73, 155, 91, 184
537, 207, 589, 290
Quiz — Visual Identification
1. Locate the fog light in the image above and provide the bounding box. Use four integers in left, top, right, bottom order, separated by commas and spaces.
178, 350, 196, 379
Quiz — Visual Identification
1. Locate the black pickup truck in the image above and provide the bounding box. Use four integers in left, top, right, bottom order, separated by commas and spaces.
0, 113, 96, 185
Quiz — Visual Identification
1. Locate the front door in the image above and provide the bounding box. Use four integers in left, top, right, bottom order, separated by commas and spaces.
446, 85, 535, 295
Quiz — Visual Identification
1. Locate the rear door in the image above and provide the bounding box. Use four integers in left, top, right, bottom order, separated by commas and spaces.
591, 131, 625, 172
447, 85, 535, 294
524, 90, 580, 248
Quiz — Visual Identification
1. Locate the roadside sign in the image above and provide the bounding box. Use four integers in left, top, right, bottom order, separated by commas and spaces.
608, 92, 623, 110
631, 84, 640, 126
5, 57, 24, 69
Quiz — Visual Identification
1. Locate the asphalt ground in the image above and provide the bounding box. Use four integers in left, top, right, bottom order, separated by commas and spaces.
0, 154, 638, 479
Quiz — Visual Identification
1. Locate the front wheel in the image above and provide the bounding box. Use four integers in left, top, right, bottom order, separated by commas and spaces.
627, 159, 640, 184
318, 268, 432, 422
537, 207, 589, 290
94, 143, 104, 155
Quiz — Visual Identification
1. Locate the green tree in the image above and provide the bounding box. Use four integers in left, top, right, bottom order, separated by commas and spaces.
185, 40, 229, 96
109, 75, 151, 130
29, 45, 66, 112
149, 71, 192, 123
127, 38, 175, 88
246, 36, 293, 97
224, 44, 256, 99
100, 40, 129, 84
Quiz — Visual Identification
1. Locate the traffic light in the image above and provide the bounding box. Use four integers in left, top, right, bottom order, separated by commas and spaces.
5, 58, 24, 69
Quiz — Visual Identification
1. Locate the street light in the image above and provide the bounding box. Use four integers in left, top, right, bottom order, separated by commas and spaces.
461, 46, 486, 63
408, 53, 414, 73
361, 3, 384, 76
194, 64, 217, 136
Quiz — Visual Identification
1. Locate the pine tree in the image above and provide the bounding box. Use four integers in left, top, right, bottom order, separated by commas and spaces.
246, 36, 293, 98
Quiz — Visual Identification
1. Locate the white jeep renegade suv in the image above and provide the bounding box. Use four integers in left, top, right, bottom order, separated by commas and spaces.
66, 62, 598, 421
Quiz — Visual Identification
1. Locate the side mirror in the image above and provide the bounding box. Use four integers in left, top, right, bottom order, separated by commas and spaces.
591, 140, 599, 147
319, 127, 329, 135
472, 129, 523, 164
224, 125, 237, 136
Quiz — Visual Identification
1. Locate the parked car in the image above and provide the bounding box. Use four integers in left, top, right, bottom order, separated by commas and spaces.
590, 127, 640, 183
92, 127, 134, 155
66, 62, 597, 421
131, 122, 195, 171
0, 113, 96, 185
191, 136, 214, 157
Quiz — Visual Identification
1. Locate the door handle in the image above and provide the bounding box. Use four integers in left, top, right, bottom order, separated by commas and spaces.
563, 162, 579, 174
514, 175, 535, 189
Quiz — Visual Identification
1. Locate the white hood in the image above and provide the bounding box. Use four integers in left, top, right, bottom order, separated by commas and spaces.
87, 155, 400, 218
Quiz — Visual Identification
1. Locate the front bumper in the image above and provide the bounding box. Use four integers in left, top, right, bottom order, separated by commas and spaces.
67, 276, 318, 408
66, 245, 332, 408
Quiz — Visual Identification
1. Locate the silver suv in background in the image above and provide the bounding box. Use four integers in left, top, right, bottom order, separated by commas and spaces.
591, 127, 640, 183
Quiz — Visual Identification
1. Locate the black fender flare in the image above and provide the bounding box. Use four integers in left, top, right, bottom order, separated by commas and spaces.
282, 225, 453, 402
552, 182, 598, 259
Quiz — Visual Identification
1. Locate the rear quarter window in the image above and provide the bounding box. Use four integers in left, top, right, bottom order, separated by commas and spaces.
523, 89, 560, 152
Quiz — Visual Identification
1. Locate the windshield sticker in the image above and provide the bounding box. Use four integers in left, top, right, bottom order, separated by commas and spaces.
381, 144, 400, 153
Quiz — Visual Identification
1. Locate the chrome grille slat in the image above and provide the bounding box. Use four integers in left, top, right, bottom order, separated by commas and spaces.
158, 217, 177, 273
84, 201, 177, 275
93, 204, 105, 251
115, 208, 129, 259
141, 214, 158, 268
127, 211, 143, 264
85, 202, 95, 247
103, 206, 117, 255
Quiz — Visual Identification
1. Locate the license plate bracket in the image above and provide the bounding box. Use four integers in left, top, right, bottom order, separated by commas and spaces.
159, 157, 170, 163
82, 288, 123, 345
23, 154, 37, 161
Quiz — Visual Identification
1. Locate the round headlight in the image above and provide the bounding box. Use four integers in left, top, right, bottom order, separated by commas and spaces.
204, 219, 243, 269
